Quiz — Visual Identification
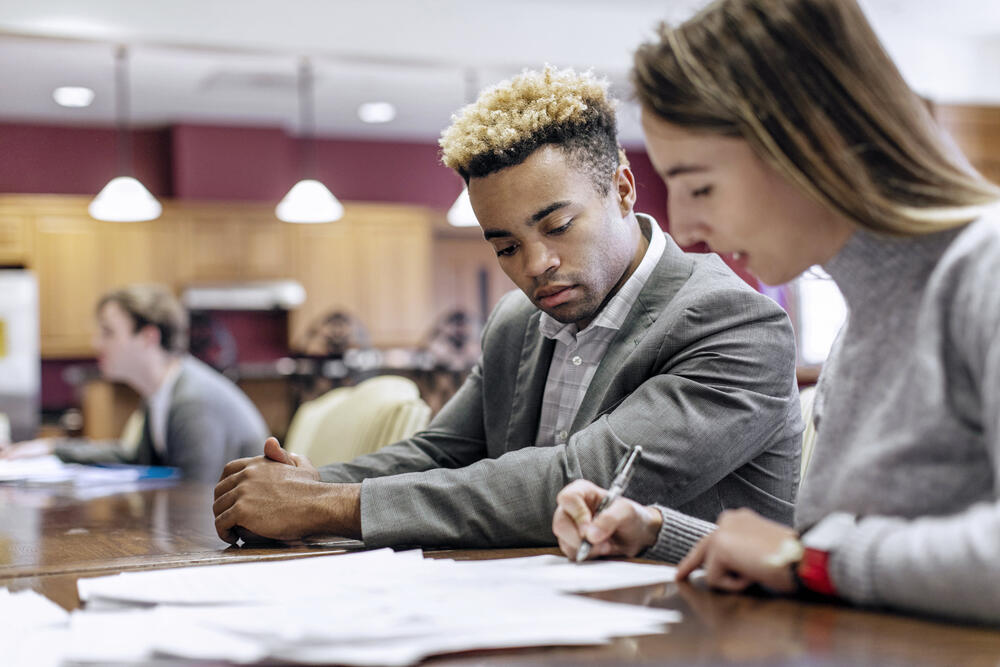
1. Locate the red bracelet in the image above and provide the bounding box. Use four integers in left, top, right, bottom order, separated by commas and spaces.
795, 547, 837, 596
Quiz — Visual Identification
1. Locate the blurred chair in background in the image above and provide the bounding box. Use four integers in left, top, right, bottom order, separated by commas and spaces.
284, 375, 430, 466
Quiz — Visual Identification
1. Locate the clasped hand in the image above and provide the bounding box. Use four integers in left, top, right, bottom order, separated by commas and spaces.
212, 437, 361, 544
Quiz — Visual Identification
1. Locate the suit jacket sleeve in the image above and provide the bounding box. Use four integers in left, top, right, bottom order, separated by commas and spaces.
53, 440, 130, 464
353, 280, 799, 548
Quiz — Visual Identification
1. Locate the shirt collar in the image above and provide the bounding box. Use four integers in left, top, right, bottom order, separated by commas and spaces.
539, 213, 666, 340
149, 357, 183, 415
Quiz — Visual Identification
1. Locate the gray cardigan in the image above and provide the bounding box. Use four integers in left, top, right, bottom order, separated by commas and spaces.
320, 226, 802, 549
646, 206, 1000, 625
57, 356, 267, 483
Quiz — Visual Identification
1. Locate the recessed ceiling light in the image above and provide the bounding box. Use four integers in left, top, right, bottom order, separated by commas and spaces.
358, 101, 396, 124
53, 86, 95, 108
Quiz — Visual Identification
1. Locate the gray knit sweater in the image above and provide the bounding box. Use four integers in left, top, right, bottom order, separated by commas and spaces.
645, 206, 1000, 624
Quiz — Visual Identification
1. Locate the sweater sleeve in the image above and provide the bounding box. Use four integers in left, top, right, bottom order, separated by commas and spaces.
642, 505, 716, 564
820, 234, 1000, 625
54, 439, 130, 464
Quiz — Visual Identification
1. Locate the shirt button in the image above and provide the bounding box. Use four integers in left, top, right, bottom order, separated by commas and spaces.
557, 430, 568, 443
571, 355, 582, 366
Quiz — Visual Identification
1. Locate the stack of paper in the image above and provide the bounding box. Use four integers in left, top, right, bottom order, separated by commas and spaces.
59, 548, 681, 665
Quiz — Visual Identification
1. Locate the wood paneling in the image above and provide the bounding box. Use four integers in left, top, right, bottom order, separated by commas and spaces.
32, 213, 103, 357
1, 194, 436, 356
0, 213, 29, 264
431, 230, 514, 328
935, 103, 1000, 187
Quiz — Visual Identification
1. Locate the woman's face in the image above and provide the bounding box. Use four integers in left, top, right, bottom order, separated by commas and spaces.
640, 107, 853, 285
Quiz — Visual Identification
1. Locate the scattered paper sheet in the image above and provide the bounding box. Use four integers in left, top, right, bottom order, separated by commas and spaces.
65, 549, 681, 665
0, 588, 71, 667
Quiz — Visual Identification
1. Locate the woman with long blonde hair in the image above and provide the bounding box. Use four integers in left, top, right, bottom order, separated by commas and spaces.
553, 0, 1000, 624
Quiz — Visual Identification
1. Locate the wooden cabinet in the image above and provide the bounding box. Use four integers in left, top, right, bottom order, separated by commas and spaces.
0, 211, 29, 264
432, 234, 513, 323
287, 204, 433, 347
176, 205, 291, 283
32, 211, 104, 357
2, 195, 436, 357
352, 208, 433, 346
935, 104, 1000, 187
102, 216, 178, 289
287, 213, 358, 348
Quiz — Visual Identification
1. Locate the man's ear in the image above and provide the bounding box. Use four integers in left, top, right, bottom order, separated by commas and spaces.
138, 324, 162, 350
614, 165, 637, 216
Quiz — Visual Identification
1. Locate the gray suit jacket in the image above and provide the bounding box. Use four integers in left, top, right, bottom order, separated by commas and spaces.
57, 356, 267, 483
321, 231, 802, 548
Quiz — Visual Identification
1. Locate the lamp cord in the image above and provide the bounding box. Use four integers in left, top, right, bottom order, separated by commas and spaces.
299, 57, 317, 180
115, 45, 133, 178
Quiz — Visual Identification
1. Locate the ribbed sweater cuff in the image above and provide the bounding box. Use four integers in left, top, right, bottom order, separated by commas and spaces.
826, 517, 901, 606
641, 505, 716, 564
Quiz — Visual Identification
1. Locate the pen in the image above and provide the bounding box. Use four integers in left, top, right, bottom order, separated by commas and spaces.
575, 445, 643, 563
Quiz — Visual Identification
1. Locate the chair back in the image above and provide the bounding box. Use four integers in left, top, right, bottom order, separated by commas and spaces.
285, 375, 431, 466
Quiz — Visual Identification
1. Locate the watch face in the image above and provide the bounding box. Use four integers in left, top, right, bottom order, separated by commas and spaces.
764, 537, 805, 568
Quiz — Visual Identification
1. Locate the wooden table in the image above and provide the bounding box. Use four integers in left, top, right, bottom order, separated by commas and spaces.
2, 481, 998, 665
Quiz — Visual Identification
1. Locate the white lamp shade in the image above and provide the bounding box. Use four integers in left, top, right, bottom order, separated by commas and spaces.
275, 179, 344, 223
88, 176, 162, 222
446, 187, 479, 227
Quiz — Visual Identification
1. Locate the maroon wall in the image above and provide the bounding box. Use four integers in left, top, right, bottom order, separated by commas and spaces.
171, 125, 293, 201
0, 123, 173, 196
0, 121, 670, 222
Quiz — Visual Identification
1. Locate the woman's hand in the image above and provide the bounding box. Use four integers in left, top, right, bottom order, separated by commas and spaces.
552, 479, 662, 560
677, 508, 799, 593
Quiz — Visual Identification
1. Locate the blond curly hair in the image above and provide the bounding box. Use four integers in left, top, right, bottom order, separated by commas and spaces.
439, 66, 625, 194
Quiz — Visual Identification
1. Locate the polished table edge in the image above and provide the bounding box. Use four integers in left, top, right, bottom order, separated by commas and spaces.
0, 544, 359, 581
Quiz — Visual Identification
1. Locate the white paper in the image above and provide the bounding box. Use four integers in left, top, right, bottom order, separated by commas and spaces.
0, 588, 71, 667
0, 455, 152, 485
70, 550, 682, 666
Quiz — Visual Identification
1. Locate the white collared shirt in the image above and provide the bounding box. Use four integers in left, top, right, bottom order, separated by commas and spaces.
147, 359, 183, 458
534, 214, 666, 446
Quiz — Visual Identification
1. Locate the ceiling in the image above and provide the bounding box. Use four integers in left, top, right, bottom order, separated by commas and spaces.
1, 0, 999, 145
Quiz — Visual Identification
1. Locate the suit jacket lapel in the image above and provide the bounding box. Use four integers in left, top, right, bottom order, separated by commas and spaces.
505, 311, 555, 450
570, 233, 694, 431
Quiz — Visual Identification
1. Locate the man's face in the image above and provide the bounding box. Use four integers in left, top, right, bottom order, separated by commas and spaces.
469, 145, 639, 329
93, 301, 150, 382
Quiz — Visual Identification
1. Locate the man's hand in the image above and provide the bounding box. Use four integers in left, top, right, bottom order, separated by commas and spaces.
212, 437, 361, 545
677, 508, 798, 593
0, 438, 55, 460
552, 479, 662, 560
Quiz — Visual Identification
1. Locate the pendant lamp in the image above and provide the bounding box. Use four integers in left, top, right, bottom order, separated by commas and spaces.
89, 46, 162, 223
447, 69, 481, 228
276, 58, 343, 223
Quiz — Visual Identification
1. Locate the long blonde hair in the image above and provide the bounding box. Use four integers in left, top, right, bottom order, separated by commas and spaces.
633, 0, 1000, 235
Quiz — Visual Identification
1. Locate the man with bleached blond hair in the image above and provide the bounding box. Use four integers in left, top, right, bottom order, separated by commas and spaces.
213, 67, 801, 554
